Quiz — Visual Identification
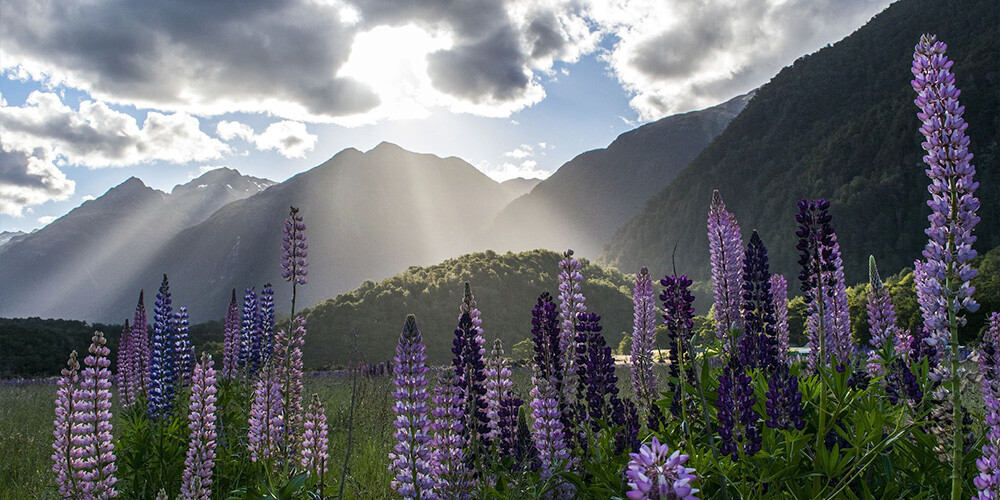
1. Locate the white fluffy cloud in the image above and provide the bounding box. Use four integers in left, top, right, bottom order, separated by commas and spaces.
216, 120, 318, 158
478, 158, 551, 182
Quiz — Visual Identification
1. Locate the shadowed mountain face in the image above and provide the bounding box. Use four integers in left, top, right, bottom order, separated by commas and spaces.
0, 169, 274, 322
600, 0, 999, 286
485, 92, 751, 261
118, 142, 524, 323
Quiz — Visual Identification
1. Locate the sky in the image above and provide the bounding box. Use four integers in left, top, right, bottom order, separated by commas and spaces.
0, 0, 894, 233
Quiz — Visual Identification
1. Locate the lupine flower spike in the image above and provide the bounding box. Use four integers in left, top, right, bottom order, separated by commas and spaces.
389, 315, 434, 499
738, 230, 778, 371
148, 274, 176, 419
274, 316, 306, 457
174, 307, 194, 384
282, 205, 308, 317
78, 331, 118, 497
430, 369, 471, 499
867, 256, 901, 376
625, 437, 699, 500
973, 313, 1000, 500
247, 363, 284, 463
558, 250, 586, 413
452, 283, 488, 457
115, 320, 134, 408
300, 394, 330, 482
661, 274, 696, 416
707, 190, 744, 358
485, 338, 514, 442
180, 353, 218, 500
222, 289, 240, 380
631, 267, 659, 425
52, 351, 80, 498
770, 275, 790, 366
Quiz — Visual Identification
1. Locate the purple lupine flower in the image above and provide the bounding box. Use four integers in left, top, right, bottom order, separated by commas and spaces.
912, 260, 944, 366
485, 338, 514, 442
577, 312, 620, 426
52, 351, 80, 498
241, 287, 259, 375
389, 315, 434, 499
796, 199, 851, 371
529, 376, 571, 495
132, 291, 149, 398
174, 307, 194, 384
77, 331, 118, 497
661, 274, 696, 416
557, 250, 586, 412
300, 394, 330, 480
771, 275, 790, 366
866, 256, 901, 376
282, 206, 308, 318
974, 314, 1000, 500
222, 289, 240, 380
885, 358, 924, 407
631, 267, 659, 422
764, 363, 805, 431
624, 437, 699, 500
452, 283, 488, 455
707, 189, 744, 357
274, 316, 306, 456
116, 319, 134, 408
148, 274, 176, 419
180, 353, 218, 500
532, 292, 563, 386
247, 365, 284, 463
738, 230, 779, 371
716, 360, 760, 460
259, 283, 276, 364
912, 34, 981, 342
430, 369, 472, 499
496, 396, 523, 459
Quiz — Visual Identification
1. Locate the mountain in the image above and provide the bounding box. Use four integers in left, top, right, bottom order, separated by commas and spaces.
485, 93, 752, 260
299, 249, 636, 368
0, 168, 274, 321
600, 0, 999, 287
126, 142, 524, 323
0, 230, 29, 251
499, 177, 543, 199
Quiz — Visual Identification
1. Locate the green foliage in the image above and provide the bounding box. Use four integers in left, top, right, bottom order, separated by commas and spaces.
299, 249, 636, 368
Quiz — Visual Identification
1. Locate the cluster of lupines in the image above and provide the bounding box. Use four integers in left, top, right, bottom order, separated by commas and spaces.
660, 274, 696, 416
707, 190, 744, 356
974, 314, 1000, 500
866, 256, 901, 376
52, 332, 118, 498
179, 353, 218, 500
389, 315, 434, 498
630, 267, 659, 426
222, 289, 240, 380
148, 274, 177, 419
281, 205, 308, 317
300, 394, 330, 482
624, 437, 699, 500
770, 275, 790, 366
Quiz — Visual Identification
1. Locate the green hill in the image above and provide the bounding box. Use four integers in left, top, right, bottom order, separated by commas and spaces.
299, 249, 637, 368
600, 0, 999, 287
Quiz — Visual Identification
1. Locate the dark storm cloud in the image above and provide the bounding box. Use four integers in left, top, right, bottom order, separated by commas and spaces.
427, 27, 531, 102
0, 147, 75, 216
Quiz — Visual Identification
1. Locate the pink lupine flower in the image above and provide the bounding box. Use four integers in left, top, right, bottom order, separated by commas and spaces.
180, 353, 218, 500
300, 394, 329, 479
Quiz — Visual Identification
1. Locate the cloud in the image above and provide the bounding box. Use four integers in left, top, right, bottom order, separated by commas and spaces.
503, 144, 534, 159
0, 146, 75, 216
37, 215, 58, 225
81, 195, 96, 201
586, 0, 892, 118
217, 120, 318, 158
1, 91, 229, 168
478, 158, 551, 182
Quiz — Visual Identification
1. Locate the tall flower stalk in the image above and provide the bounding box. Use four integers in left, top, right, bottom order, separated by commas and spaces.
707, 190, 744, 358
274, 317, 306, 459
452, 283, 488, 461
248, 364, 284, 463
260, 283, 276, 364
389, 315, 433, 499
738, 230, 778, 371
148, 274, 176, 419
132, 291, 149, 403
485, 339, 514, 443
771, 275, 790, 366
281, 206, 308, 318
222, 289, 240, 380
300, 394, 330, 485
116, 319, 135, 408
557, 250, 586, 421
52, 351, 80, 498
241, 287, 259, 375
174, 307, 193, 385
78, 331, 118, 497
180, 353, 218, 500
430, 369, 471, 499
661, 274, 696, 423
631, 267, 658, 426
529, 292, 571, 497
912, 34, 981, 500
866, 256, 901, 376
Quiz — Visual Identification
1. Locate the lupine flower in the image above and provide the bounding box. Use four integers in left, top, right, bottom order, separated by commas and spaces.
282, 206, 308, 318
577, 312, 621, 427
866, 256, 901, 376
52, 351, 80, 498
115, 319, 134, 408
274, 316, 306, 455
624, 437, 699, 500
529, 376, 571, 494
148, 274, 176, 419
180, 353, 218, 500
259, 283, 276, 364
738, 231, 779, 371
77, 331, 118, 497
912, 260, 944, 366
631, 267, 659, 423
485, 338, 514, 442
911, 34, 981, 343
885, 358, 924, 407
661, 274, 696, 416
222, 289, 240, 380
174, 307, 194, 384
716, 359, 760, 460
496, 396, 523, 458
241, 287, 259, 374
300, 394, 330, 481
771, 275, 790, 366
796, 199, 851, 371
452, 283, 488, 454
430, 369, 472, 499
248, 365, 284, 463
532, 292, 563, 385
974, 313, 1000, 500
130, 293, 150, 411
389, 315, 434, 499
707, 190, 744, 356
764, 363, 805, 431
557, 250, 586, 411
